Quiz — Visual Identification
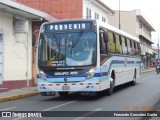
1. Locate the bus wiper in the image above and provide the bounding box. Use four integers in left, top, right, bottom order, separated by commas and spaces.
72, 30, 83, 48
69, 31, 83, 56
52, 34, 60, 60
52, 34, 59, 47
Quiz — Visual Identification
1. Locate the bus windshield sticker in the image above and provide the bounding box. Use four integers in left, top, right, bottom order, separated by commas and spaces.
52, 61, 65, 66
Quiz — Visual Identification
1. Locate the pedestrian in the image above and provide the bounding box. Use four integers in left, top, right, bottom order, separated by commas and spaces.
156, 62, 160, 74
141, 62, 144, 69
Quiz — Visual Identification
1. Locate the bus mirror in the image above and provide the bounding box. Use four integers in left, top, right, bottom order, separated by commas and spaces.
32, 35, 36, 46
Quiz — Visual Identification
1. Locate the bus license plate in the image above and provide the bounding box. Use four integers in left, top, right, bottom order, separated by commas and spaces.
62, 86, 70, 90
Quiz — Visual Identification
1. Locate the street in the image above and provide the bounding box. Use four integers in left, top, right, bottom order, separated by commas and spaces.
0, 71, 160, 120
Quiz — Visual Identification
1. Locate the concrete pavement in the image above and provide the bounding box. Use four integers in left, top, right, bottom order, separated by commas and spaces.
0, 87, 40, 102
0, 67, 156, 102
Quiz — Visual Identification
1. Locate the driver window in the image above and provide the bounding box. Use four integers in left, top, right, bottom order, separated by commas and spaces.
99, 31, 107, 54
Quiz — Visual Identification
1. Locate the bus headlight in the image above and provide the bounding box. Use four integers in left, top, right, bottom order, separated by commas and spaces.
38, 69, 47, 81
86, 68, 96, 80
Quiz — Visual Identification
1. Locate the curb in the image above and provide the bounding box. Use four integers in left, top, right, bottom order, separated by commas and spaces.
0, 91, 40, 102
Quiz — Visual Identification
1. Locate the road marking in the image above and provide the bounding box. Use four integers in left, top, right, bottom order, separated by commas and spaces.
73, 108, 102, 120
0, 107, 16, 111
11, 101, 77, 120
43, 100, 77, 111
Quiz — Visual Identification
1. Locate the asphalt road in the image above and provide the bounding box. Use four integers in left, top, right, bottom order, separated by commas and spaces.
0, 71, 160, 120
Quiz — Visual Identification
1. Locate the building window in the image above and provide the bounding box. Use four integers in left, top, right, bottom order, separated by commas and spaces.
95, 12, 99, 20
86, 7, 91, 19
149, 29, 151, 37
139, 21, 142, 28
102, 17, 106, 23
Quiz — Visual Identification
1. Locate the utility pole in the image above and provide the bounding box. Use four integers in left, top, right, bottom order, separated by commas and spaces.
158, 29, 159, 62
119, 0, 121, 29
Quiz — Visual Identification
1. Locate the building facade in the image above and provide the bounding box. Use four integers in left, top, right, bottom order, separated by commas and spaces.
108, 9, 155, 68
0, 0, 55, 91
14, 0, 115, 23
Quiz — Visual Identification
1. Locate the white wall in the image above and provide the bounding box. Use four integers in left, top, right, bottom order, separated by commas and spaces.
0, 12, 32, 81
83, 0, 108, 23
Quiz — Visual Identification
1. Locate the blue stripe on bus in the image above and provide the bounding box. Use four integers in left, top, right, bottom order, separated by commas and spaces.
37, 59, 141, 79
111, 60, 125, 64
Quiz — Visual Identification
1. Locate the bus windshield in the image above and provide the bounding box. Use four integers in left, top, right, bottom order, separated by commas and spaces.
38, 31, 97, 67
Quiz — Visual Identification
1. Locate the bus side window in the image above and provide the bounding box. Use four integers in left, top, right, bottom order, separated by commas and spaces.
115, 34, 122, 54
125, 38, 128, 55
131, 40, 135, 55
130, 39, 133, 56
135, 42, 139, 56
137, 43, 141, 56
119, 35, 123, 54
127, 38, 132, 55
108, 31, 116, 54
133, 41, 136, 56
99, 29, 108, 63
99, 32, 107, 54
121, 36, 127, 55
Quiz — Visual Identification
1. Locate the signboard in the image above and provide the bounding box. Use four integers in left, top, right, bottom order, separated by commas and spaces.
13, 18, 28, 33
45, 22, 93, 32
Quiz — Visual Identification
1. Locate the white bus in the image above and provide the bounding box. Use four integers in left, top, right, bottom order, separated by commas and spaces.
36, 19, 141, 97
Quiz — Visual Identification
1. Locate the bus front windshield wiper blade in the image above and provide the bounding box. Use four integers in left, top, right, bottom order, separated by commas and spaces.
52, 34, 59, 47
52, 33, 60, 60
72, 31, 83, 48
69, 31, 83, 56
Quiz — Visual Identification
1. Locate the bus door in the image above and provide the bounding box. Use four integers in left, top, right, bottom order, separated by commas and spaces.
99, 28, 108, 64
99, 28, 109, 83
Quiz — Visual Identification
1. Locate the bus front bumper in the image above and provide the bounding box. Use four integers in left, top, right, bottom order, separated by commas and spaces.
37, 82, 101, 92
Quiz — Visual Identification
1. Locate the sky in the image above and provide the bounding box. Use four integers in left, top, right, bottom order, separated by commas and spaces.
101, 0, 160, 46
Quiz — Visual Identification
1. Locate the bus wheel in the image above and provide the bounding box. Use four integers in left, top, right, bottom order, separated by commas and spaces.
130, 70, 136, 86
106, 77, 115, 95
58, 92, 69, 97
101, 77, 114, 96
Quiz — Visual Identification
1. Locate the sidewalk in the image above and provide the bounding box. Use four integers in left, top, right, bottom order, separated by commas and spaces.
142, 67, 156, 73
0, 67, 156, 103
0, 87, 40, 102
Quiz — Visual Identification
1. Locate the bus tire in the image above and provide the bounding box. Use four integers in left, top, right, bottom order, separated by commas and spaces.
58, 92, 69, 97
106, 77, 115, 96
130, 69, 136, 86
101, 72, 115, 96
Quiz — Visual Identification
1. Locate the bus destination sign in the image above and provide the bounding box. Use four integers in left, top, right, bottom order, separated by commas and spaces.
45, 22, 92, 32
